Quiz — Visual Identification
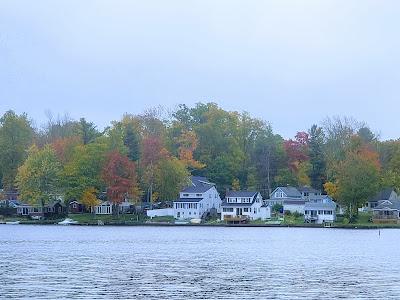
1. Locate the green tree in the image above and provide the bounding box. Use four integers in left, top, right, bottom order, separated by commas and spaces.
336, 151, 381, 221
308, 125, 326, 190
0, 111, 34, 190
123, 123, 140, 161
75, 118, 100, 145
155, 158, 190, 201
16, 145, 62, 213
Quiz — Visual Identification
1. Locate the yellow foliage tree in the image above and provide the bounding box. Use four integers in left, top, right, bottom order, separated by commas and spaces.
323, 181, 338, 199
177, 130, 205, 170
80, 187, 100, 214
232, 178, 241, 191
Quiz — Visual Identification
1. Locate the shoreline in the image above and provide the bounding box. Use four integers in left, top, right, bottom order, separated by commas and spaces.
1, 221, 397, 229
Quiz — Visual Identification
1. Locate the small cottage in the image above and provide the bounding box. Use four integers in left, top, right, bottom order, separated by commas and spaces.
304, 197, 336, 224
372, 199, 400, 224
69, 201, 85, 214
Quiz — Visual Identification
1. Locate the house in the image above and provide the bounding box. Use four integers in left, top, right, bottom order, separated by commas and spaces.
304, 196, 337, 224
94, 201, 113, 214
173, 176, 222, 220
367, 188, 398, 211
16, 203, 43, 217
45, 201, 67, 216
69, 201, 85, 214
372, 199, 400, 224
268, 186, 306, 213
221, 191, 270, 222
297, 186, 322, 200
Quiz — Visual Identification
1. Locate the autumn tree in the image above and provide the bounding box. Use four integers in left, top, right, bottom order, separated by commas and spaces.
81, 187, 100, 214
177, 130, 204, 171
102, 151, 137, 215
16, 145, 62, 214
284, 132, 310, 186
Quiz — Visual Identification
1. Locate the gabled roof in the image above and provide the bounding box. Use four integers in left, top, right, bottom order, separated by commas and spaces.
369, 188, 397, 202
272, 186, 302, 198
181, 176, 215, 193
226, 191, 258, 198
374, 199, 400, 211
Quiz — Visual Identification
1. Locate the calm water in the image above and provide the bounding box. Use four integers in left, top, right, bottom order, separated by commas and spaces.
1, 225, 400, 299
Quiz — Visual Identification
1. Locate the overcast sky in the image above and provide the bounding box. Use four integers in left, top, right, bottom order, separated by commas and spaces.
1, 1, 399, 139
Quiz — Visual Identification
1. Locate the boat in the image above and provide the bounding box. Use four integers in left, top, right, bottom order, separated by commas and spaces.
5, 221, 20, 225
190, 218, 202, 224
175, 220, 189, 225
58, 218, 78, 225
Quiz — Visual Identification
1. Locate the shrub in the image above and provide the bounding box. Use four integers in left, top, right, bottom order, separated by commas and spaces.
343, 217, 349, 224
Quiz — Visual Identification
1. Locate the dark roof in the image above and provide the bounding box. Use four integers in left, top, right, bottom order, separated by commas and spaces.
374, 199, 400, 211
284, 200, 307, 205
181, 176, 215, 193
273, 187, 302, 198
174, 197, 203, 203
297, 186, 320, 194
226, 191, 258, 198
369, 188, 396, 202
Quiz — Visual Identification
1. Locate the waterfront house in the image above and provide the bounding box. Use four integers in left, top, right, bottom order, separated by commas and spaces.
367, 188, 398, 211
69, 200, 85, 214
372, 199, 400, 224
45, 200, 66, 216
268, 186, 306, 213
173, 176, 222, 220
297, 186, 322, 200
93, 201, 113, 214
16, 203, 43, 217
304, 196, 337, 224
220, 191, 270, 222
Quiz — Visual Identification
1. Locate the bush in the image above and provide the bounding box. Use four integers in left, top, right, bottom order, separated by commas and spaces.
293, 212, 303, 218
284, 210, 292, 216
0, 207, 17, 216
343, 217, 349, 224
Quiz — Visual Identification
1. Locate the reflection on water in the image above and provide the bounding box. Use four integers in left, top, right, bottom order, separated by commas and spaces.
1, 225, 400, 299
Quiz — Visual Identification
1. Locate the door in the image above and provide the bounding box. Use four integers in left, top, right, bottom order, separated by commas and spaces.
236, 208, 242, 216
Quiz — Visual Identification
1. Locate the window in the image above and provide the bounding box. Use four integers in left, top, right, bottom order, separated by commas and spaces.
196, 193, 202, 197
223, 208, 234, 212
318, 210, 323, 214
183, 193, 189, 197
244, 208, 249, 212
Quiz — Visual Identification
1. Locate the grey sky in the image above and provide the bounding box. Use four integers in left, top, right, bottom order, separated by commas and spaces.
1, 0, 399, 139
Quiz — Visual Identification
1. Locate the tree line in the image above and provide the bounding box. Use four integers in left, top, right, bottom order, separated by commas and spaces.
0, 103, 399, 218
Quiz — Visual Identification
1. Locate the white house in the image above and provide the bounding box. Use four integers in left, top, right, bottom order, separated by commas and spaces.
94, 201, 112, 214
173, 176, 222, 220
220, 191, 271, 221
304, 196, 337, 224
268, 186, 306, 213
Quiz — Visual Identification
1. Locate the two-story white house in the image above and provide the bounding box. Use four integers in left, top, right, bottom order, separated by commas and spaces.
304, 196, 337, 224
173, 176, 222, 220
220, 191, 270, 221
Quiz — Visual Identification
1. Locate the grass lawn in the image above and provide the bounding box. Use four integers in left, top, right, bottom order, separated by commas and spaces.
283, 214, 304, 225
68, 213, 146, 224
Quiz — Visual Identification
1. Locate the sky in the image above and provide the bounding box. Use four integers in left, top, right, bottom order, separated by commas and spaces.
1, 0, 399, 139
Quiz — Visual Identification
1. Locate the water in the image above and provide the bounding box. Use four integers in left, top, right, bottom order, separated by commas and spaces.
1, 225, 399, 299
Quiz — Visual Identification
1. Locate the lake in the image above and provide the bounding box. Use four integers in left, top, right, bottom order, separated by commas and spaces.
1, 225, 400, 299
